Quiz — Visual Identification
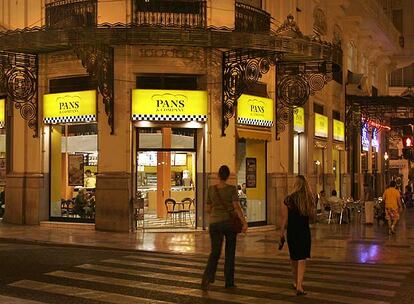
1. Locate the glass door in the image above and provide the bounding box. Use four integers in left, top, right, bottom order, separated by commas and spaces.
136, 128, 196, 230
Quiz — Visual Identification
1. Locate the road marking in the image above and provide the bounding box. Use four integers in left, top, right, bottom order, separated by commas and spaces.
9, 280, 174, 304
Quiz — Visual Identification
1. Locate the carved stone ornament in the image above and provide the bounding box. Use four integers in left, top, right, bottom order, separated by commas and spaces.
0, 51, 38, 136
274, 14, 303, 39
72, 44, 114, 134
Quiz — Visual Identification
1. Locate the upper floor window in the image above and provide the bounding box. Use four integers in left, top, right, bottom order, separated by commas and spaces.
46, 0, 97, 29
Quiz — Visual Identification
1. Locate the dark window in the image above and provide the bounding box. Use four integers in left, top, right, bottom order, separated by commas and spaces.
49, 76, 96, 93
332, 110, 341, 120
136, 75, 198, 90
243, 82, 268, 98
314, 103, 324, 115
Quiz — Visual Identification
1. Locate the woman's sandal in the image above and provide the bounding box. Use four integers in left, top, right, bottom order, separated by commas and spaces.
296, 290, 307, 296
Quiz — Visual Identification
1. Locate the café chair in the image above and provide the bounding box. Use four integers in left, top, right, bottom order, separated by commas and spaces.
180, 197, 193, 225
165, 198, 180, 226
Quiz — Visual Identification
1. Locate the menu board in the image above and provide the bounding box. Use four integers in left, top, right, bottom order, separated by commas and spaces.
246, 158, 257, 188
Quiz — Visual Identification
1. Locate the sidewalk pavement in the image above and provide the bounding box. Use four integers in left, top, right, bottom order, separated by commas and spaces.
1, 209, 414, 264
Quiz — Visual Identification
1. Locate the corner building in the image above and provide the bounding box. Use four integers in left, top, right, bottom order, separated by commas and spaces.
0, 0, 346, 231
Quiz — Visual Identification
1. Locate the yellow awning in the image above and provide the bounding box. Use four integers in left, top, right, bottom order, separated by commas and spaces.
237, 127, 272, 141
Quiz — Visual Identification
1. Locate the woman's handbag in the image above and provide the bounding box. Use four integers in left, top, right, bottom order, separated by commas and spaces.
215, 186, 243, 233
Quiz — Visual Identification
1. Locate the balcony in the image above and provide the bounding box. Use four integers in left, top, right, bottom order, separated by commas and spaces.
132, 0, 207, 28
45, 0, 97, 29
235, 2, 270, 33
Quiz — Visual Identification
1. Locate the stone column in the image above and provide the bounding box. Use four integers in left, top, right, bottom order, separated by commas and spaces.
95, 46, 133, 232
4, 104, 48, 225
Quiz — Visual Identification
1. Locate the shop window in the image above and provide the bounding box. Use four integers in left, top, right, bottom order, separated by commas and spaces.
50, 123, 98, 222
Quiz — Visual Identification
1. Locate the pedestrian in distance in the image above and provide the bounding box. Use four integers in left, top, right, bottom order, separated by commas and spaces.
280, 175, 315, 296
383, 180, 402, 235
201, 165, 248, 290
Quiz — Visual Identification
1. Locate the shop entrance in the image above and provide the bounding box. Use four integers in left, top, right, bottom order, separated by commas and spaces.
135, 128, 197, 229
236, 138, 267, 226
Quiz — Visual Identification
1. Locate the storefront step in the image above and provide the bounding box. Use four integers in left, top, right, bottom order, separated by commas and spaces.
39, 221, 95, 230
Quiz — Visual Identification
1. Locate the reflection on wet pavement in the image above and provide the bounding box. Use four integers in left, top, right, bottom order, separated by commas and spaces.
1, 210, 414, 264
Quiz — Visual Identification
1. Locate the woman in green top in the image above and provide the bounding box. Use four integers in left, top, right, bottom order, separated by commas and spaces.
201, 165, 248, 290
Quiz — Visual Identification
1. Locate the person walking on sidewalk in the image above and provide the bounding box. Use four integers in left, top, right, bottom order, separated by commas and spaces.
201, 165, 248, 290
280, 175, 315, 296
383, 180, 402, 235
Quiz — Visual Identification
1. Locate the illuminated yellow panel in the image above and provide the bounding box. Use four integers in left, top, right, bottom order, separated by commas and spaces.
315, 113, 328, 138
293, 107, 304, 133
43, 90, 97, 124
236, 94, 273, 127
333, 119, 345, 142
0, 99, 5, 128
132, 89, 208, 122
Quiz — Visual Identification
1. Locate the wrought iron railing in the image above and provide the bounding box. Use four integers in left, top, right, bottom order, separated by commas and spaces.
45, 0, 97, 29
235, 2, 270, 32
132, 0, 207, 28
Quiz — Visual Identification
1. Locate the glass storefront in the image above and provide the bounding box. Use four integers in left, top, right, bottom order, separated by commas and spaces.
136, 128, 197, 229
50, 124, 98, 222
44, 89, 98, 222
236, 138, 267, 226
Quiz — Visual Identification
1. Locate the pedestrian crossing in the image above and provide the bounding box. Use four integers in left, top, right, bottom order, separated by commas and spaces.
6, 250, 412, 304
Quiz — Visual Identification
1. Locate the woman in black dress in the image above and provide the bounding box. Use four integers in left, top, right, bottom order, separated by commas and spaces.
280, 175, 315, 296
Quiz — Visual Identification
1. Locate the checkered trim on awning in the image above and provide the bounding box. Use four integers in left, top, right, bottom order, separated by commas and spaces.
237, 117, 273, 127
132, 114, 207, 122
43, 115, 96, 124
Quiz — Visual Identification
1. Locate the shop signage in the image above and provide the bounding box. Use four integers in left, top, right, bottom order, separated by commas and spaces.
314, 113, 328, 138
43, 90, 97, 124
246, 158, 257, 188
361, 123, 370, 152
131, 89, 207, 122
333, 119, 344, 142
236, 94, 273, 127
372, 128, 379, 152
0, 98, 5, 128
293, 107, 305, 133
